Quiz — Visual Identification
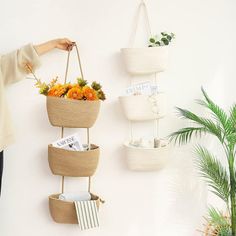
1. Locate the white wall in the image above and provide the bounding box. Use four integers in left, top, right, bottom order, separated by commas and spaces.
0, 0, 236, 235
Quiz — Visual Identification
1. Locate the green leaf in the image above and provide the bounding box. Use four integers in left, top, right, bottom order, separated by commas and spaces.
208, 207, 230, 226
166, 35, 172, 41
175, 107, 223, 142
195, 146, 230, 203
199, 87, 230, 136
169, 127, 206, 145
149, 38, 155, 43
207, 207, 231, 235
161, 37, 169, 45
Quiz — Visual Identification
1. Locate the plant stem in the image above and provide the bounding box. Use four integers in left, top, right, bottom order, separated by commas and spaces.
25, 63, 40, 82
229, 148, 236, 235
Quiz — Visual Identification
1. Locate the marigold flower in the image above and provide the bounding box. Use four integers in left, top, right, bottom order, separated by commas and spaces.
47, 84, 66, 97
82, 86, 98, 101
67, 87, 83, 100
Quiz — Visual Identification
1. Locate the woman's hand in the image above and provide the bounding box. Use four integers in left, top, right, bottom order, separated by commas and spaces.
53, 38, 75, 51
34, 38, 74, 55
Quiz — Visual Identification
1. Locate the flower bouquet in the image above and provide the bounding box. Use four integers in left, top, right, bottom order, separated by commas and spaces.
26, 60, 106, 128
41, 78, 105, 128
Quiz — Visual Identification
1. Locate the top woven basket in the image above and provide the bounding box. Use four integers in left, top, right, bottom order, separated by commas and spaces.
46, 44, 101, 128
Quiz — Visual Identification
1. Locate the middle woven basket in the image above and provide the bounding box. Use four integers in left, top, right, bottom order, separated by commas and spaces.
48, 144, 100, 177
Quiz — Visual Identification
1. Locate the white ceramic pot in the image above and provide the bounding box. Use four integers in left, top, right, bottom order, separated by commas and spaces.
120, 46, 169, 75
124, 141, 170, 171
119, 93, 166, 121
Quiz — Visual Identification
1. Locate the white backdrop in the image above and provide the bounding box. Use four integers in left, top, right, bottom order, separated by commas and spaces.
0, 0, 236, 235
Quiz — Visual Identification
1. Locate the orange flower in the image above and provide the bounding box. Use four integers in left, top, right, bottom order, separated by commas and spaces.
47, 84, 66, 97
67, 87, 83, 100
65, 84, 73, 90
82, 86, 98, 101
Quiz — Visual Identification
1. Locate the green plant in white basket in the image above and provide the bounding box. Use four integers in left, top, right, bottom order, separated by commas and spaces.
149, 32, 175, 47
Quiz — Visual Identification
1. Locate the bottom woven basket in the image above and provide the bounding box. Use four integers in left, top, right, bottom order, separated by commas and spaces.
49, 193, 101, 224
124, 141, 170, 171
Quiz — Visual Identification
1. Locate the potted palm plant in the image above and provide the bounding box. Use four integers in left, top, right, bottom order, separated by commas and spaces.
169, 87, 236, 235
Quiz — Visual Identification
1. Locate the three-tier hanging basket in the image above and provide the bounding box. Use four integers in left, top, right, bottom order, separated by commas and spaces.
45, 43, 104, 224
49, 193, 101, 224
119, 93, 166, 121
48, 144, 100, 177
124, 141, 170, 171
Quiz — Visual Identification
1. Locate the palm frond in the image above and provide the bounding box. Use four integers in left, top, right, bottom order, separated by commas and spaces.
227, 104, 236, 135
176, 107, 223, 142
229, 104, 236, 126
169, 127, 206, 145
195, 146, 230, 204
200, 87, 230, 135
207, 207, 231, 235
208, 207, 230, 227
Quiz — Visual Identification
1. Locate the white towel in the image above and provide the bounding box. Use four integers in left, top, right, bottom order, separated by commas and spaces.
74, 200, 99, 230
59, 192, 91, 201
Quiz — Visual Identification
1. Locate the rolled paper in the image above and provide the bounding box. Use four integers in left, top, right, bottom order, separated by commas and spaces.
59, 192, 91, 202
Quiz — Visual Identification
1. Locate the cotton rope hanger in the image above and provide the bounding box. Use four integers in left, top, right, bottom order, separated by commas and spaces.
61, 43, 91, 194
127, 0, 161, 146
128, 0, 153, 142
128, 0, 152, 48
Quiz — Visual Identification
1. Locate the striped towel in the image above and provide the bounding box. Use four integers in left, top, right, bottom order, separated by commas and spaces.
74, 200, 99, 230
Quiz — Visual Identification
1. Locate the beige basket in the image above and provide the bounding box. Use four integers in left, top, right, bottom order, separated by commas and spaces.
46, 96, 101, 128
48, 144, 99, 177
49, 193, 101, 224
119, 93, 166, 121
124, 141, 170, 171
121, 47, 169, 75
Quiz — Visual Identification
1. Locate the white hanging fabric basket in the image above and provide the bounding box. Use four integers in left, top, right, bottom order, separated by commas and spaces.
121, 46, 168, 75
124, 141, 170, 171
119, 93, 166, 121
121, 1, 169, 75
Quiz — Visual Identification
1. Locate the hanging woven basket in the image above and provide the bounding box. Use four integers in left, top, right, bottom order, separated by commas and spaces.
46, 44, 101, 128
124, 141, 170, 171
47, 96, 101, 128
121, 46, 169, 75
121, 1, 169, 75
119, 93, 166, 121
48, 144, 100, 177
49, 193, 101, 224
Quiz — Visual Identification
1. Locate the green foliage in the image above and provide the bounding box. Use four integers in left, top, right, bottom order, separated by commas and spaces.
97, 90, 106, 101
208, 207, 231, 236
170, 127, 206, 145
148, 32, 175, 47
77, 78, 88, 87
169, 87, 236, 235
170, 107, 223, 143
195, 146, 230, 203
91, 81, 102, 91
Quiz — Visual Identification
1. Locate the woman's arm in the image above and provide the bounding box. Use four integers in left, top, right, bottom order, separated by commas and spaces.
1, 38, 74, 86
34, 38, 74, 55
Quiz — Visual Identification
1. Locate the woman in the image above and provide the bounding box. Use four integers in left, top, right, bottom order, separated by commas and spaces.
0, 38, 74, 195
